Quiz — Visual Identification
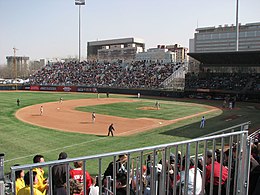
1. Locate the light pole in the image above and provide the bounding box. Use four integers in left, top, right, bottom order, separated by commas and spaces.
235, 0, 239, 51
75, 0, 86, 62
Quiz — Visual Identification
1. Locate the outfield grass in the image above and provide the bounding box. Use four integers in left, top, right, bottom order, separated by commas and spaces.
0, 91, 259, 175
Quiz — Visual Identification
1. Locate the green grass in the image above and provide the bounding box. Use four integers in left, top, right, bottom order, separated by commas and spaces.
0, 91, 259, 175
77, 101, 209, 120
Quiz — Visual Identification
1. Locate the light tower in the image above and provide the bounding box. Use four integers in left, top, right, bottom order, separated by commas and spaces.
75, 0, 86, 62
13, 47, 18, 80
13, 47, 18, 90
235, 0, 239, 51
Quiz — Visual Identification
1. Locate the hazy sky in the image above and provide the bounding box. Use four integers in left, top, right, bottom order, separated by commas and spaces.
0, 0, 260, 65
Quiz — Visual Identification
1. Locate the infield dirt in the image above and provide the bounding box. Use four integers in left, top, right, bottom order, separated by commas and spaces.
15, 98, 219, 136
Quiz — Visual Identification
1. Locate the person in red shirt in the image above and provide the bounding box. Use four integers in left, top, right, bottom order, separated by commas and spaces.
205, 150, 228, 195
70, 161, 92, 195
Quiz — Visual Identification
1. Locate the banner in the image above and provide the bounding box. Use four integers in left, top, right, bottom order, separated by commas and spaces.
75, 0, 85, 5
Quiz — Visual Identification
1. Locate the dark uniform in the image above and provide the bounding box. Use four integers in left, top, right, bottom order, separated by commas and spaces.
108, 123, 115, 136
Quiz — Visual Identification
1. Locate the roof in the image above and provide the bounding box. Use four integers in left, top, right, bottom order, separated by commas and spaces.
88, 37, 144, 46
188, 51, 260, 66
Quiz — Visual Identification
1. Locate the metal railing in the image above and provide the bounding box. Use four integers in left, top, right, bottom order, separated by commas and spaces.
10, 124, 251, 195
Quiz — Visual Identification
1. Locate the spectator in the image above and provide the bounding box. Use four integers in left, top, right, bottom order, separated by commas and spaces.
205, 150, 228, 195
116, 172, 135, 195
33, 155, 48, 194
180, 158, 202, 195
89, 176, 99, 195
69, 161, 92, 195
52, 152, 70, 195
17, 171, 43, 195
14, 164, 25, 194
103, 154, 128, 186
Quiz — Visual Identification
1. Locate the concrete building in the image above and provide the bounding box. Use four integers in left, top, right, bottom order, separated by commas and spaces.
6, 56, 29, 78
166, 44, 188, 63
135, 46, 176, 63
191, 22, 260, 53
87, 37, 145, 62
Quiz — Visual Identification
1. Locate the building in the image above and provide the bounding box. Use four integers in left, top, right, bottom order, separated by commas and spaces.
191, 22, 260, 53
135, 46, 176, 63
6, 56, 30, 78
87, 37, 145, 62
166, 44, 188, 63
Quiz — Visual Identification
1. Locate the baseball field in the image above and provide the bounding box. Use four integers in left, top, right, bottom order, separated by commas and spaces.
1, 91, 260, 175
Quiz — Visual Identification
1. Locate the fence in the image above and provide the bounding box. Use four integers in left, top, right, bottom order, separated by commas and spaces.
9, 123, 251, 195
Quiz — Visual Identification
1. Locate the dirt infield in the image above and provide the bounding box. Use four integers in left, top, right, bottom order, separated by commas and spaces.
15, 98, 219, 136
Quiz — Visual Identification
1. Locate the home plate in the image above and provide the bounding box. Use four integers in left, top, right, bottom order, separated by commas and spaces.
159, 122, 162, 124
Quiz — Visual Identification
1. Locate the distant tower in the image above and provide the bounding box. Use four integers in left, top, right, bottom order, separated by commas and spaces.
13, 47, 18, 80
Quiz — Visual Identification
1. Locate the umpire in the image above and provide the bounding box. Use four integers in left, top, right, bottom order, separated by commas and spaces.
108, 123, 115, 136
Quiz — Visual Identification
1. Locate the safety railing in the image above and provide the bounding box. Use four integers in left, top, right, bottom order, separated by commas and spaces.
10, 124, 251, 195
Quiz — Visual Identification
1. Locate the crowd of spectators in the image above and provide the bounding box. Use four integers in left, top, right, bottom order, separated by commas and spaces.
28, 61, 178, 89
185, 72, 260, 92
10, 133, 260, 195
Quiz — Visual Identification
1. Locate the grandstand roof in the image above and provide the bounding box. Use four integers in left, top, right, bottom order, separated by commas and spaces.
188, 51, 260, 66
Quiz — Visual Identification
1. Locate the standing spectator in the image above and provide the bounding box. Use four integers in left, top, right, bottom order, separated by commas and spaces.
200, 116, 206, 128
70, 161, 92, 195
103, 154, 128, 186
205, 150, 228, 195
180, 158, 202, 195
52, 152, 69, 195
33, 155, 48, 195
92, 112, 96, 124
18, 171, 43, 195
14, 164, 25, 194
108, 123, 115, 136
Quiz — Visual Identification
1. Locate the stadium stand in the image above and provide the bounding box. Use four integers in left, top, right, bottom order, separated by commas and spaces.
28, 61, 176, 89
5, 122, 259, 195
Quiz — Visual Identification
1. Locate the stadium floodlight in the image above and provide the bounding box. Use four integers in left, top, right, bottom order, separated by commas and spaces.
75, 0, 86, 62
235, 0, 239, 51
75, 0, 85, 5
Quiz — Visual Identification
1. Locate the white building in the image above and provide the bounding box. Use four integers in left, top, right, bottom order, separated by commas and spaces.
190, 22, 260, 53
87, 37, 145, 62
135, 47, 176, 63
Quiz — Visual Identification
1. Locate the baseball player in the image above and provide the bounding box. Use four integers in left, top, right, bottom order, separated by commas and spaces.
200, 116, 206, 128
40, 106, 43, 116
92, 112, 96, 123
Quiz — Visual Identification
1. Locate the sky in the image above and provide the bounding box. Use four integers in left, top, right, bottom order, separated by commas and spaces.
0, 0, 260, 65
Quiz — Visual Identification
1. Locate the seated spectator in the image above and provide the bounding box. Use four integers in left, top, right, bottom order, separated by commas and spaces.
18, 171, 43, 195
205, 150, 228, 195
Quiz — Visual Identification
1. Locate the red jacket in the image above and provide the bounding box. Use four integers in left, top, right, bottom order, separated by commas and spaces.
70, 168, 92, 194
206, 161, 228, 185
